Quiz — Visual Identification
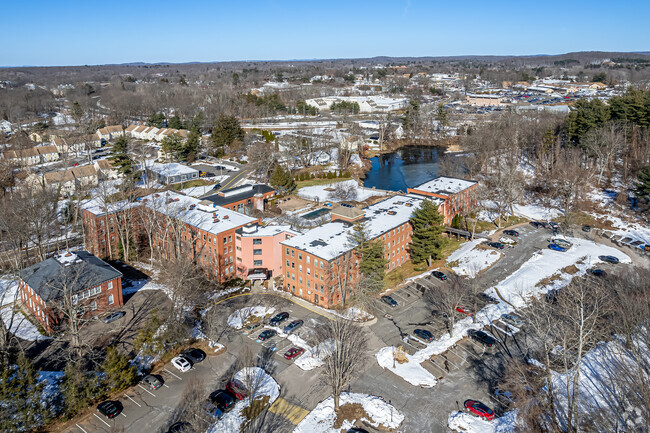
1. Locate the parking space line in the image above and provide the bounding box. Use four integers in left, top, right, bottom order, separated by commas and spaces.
163, 369, 182, 380
121, 412, 127, 418
125, 394, 141, 407
93, 413, 111, 427
428, 359, 448, 375
76, 424, 89, 433
163, 383, 170, 388
138, 384, 156, 396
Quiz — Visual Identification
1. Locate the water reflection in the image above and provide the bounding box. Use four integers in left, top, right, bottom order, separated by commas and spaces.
362, 146, 441, 192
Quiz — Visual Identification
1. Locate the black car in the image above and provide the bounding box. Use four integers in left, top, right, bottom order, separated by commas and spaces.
168, 422, 191, 433
347, 429, 370, 433
487, 242, 505, 249
414, 329, 434, 342
431, 271, 447, 281
582, 225, 591, 232
467, 329, 497, 347
381, 295, 398, 307
478, 293, 499, 304
283, 319, 304, 334
258, 329, 277, 341
530, 221, 543, 228
269, 312, 290, 326
97, 401, 121, 419
503, 229, 519, 237
599, 255, 620, 264
182, 348, 206, 364
589, 268, 607, 277
210, 390, 236, 412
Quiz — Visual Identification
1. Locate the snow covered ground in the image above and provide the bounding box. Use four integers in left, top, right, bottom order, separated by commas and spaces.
295, 338, 336, 371
446, 240, 502, 277
227, 306, 276, 329
1, 309, 51, 341
376, 237, 630, 384
297, 180, 388, 203
375, 346, 437, 387
293, 392, 404, 433
480, 200, 562, 223
208, 367, 280, 432
0, 278, 18, 306
448, 410, 518, 433
179, 179, 227, 198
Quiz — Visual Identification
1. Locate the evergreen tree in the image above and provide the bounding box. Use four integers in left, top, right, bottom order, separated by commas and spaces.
0, 354, 49, 431
269, 164, 295, 195
102, 347, 137, 393
110, 135, 135, 177
61, 362, 103, 418
160, 133, 184, 161
147, 112, 165, 128
168, 115, 183, 130
71, 101, 84, 124
190, 111, 204, 133
436, 102, 448, 127
348, 222, 387, 283
409, 199, 445, 264
211, 113, 244, 156
566, 98, 610, 143
184, 130, 200, 162
636, 165, 650, 203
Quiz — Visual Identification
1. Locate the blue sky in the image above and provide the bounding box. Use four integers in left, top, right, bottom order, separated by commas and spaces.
2, 0, 649, 66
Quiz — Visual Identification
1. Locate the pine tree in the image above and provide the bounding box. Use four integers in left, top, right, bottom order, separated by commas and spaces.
348, 222, 386, 282
61, 362, 102, 418
160, 133, 184, 161
636, 165, 650, 203
270, 165, 295, 195
168, 115, 183, 130
110, 134, 135, 177
409, 199, 445, 264
0, 354, 49, 431
211, 113, 244, 156
102, 347, 137, 393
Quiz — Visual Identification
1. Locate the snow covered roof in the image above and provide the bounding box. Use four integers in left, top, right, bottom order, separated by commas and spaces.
142, 191, 257, 235
411, 176, 477, 196
281, 194, 423, 261
238, 224, 299, 238
148, 162, 199, 177
82, 197, 139, 216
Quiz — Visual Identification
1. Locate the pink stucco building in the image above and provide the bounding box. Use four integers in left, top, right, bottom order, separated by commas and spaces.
236, 224, 299, 280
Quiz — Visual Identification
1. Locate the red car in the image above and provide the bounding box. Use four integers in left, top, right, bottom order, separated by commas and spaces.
464, 400, 495, 421
72, 162, 80, 166
283, 347, 304, 360
226, 379, 247, 400
454, 305, 473, 316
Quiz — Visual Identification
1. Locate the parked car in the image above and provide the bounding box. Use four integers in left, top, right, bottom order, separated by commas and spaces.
97, 401, 121, 419
455, 305, 473, 316
500, 314, 523, 328
582, 225, 591, 232
226, 379, 247, 400
599, 255, 620, 264
168, 421, 191, 433
171, 356, 192, 373
258, 330, 277, 341
503, 229, 519, 237
549, 221, 560, 229
467, 329, 497, 347
203, 400, 224, 420
431, 270, 447, 281
347, 429, 370, 433
283, 347, 305, 360
269, 312, 290, 326
487, 242, 505, 249
550, 238, 573, 249
182, 348, 206, 364
381, 295, 398, 307
210, 390, 236, 412
589, 268, 607, 277
530, 221, 543, 228
494, 388, 516, 404
243, 321, 262, 335
414, 329, 434, 342
548, 243, 567, 252
464, 400, 495, 421
102, 311, 125, 324
142, 374, 162, 390
283, 320, 304, 334
478, 293, 499, 304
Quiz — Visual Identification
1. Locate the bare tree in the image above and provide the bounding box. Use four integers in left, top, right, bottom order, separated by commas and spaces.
424, 274, 470, 337
328, 181, 358, 202
316, 319, 367, 410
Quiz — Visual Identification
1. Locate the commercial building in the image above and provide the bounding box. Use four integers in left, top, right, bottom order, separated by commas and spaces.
145, 162, 200, 185
466, 94, 505, 106
407, 176, 478, 225
19, 251, 123, 333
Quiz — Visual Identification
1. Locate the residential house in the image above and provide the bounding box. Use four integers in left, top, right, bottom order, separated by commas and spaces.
94, 159, 120, 180
43, 164, 98, 194
2, 148, 41, 166
36, 145, 60, 163
96, 125, 124, 141
19, 250, 123, 333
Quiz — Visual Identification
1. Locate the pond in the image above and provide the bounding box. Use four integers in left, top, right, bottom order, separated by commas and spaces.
362, 146, 443, 192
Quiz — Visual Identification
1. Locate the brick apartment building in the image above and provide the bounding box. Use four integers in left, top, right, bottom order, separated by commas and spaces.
407, 176, 478, 225
235, 223, 299, 280
201, 184, 276, 213
19, 251, 123, 333
280, 194, 421, 308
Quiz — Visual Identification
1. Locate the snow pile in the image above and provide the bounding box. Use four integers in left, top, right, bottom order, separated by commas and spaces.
1, 309, 50, 341
448, 410, 518, 433
512, 203, 562, 221
331, 307, 374, 322
122, 274, 173, 298
227, 306, 276, 329
293, 392, 404, 433
447, 244, 502, 277
295, 338, 336, 371
375, 346, 437, 388
376, 237, 631, 384
297, 180, 387, 203
209, 367, 280, 432
0, 278, 18, 306
179, 181, 227, 198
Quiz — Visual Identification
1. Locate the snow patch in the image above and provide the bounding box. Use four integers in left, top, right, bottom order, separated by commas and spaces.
375, 346, 437, 388
448, 410, 519, 433
227, 306, 276, 330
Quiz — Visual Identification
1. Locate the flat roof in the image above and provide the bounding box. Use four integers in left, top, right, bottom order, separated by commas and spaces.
281, 194, 424, 261
237, 224, 299, 237
148, 162, 199, 177
201, 184, 274, 207
411, 176, 477, 196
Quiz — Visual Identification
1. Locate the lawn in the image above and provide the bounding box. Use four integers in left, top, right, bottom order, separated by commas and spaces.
296, 177, 348, 189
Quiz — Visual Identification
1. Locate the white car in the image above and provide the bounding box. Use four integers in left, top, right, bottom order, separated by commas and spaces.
171, 356, 192, 373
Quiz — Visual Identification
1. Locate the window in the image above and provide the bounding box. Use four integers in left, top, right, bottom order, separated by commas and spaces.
306, 256, 310, 264
299, 265, 303, 272
108, 294, 114, 305
292, 273, 295, 281
228, 235, 232, 242
223, 237, 227, 244
307, 280, 311, 288
286, 248, 290, 255
298, 253, 302, 260
90, 301, 98, 311
286, 260, 290, 267
253, 249, 262, 255
253, 238, 262, 245
254, 260, 263, 266
286, 271, 290, 278
291, 250, 294, 258
307, 268, 311, 276
107, 281, 113, 290
314, 259, 319, 267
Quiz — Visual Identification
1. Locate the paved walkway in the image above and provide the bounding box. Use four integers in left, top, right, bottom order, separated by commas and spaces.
268, 397, 310, 425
